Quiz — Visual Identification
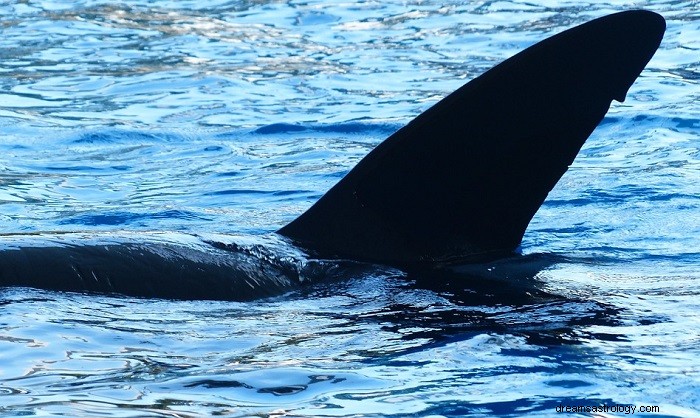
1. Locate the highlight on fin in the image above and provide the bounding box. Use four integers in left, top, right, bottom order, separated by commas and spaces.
278, 10, 665, 268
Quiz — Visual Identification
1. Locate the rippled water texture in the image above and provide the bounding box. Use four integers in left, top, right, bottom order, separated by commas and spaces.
0, 1, 698, 417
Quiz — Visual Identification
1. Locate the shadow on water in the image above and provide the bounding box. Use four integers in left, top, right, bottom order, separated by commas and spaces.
297, 253, 630, 355
0, 253, 678, 417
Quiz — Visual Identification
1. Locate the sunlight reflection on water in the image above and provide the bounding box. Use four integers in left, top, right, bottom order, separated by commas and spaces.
0, 0, 698, 416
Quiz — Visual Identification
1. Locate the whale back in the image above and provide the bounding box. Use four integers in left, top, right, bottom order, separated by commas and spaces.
278, 10, 665, 267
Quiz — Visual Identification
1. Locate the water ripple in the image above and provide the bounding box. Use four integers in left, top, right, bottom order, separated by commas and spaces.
0, 1, 699, 417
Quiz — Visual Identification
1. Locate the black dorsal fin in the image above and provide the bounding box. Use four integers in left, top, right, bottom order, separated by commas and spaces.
278, 10, 665, 267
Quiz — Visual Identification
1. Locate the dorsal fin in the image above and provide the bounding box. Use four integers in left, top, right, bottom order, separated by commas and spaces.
278, 10, 665, 267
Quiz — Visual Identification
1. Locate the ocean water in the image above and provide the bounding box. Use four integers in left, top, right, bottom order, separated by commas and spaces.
0, 0, 698, 416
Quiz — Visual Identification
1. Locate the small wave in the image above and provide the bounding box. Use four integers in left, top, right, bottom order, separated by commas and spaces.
58, 210, 210, 226
252, 121, 400, 136
70, 130, 187, 144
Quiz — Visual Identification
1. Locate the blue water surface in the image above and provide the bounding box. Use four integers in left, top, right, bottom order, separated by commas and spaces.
0, 1, 699, 416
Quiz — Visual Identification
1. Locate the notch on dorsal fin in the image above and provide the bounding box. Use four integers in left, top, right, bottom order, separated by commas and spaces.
279, 10, 665, 267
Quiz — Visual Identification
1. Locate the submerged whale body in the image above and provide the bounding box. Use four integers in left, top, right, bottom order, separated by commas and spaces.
0, 11, 665, 300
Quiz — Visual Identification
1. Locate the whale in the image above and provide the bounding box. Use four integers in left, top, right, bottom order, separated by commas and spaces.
0, 10, 665, 301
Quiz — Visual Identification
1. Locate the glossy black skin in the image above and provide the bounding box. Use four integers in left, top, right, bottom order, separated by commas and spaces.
280, 10, 665, 268
0, 238, 310, 300
0, 11, 665, 301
